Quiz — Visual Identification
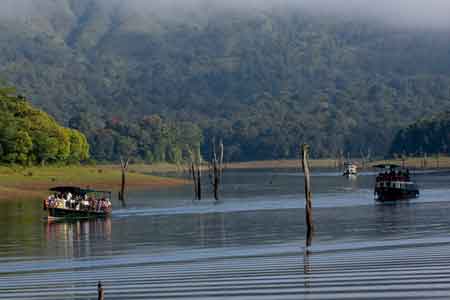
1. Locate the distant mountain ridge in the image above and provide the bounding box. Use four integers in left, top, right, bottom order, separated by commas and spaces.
2, 0, 450, 160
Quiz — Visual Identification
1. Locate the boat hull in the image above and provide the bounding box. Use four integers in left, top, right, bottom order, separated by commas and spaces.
375, 187, 419, 202
47, 208, 110, 219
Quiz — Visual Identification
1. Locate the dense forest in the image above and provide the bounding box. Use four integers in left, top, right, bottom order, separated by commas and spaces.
390, 112, 450, 157
0, 86, 89, 165
69, 113, 202, 163
2, 1, 450, 160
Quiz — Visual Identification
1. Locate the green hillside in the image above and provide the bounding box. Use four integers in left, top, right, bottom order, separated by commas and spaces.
0, 86, 89, 165
2, 1, 450, 160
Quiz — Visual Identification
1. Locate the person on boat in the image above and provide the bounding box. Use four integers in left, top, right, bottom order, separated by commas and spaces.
81, 195, 90, 211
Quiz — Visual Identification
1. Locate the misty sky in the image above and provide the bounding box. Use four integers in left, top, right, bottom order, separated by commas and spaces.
2, 0, 450, 29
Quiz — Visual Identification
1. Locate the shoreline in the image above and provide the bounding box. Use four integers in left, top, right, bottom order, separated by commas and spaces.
225, 157, 450, 171
3, 156, 448, 201
0, 165, 187, 201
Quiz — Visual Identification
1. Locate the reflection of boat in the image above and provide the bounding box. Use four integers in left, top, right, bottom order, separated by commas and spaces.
44, 186, 112, 219
45, 218, 112, 257
374, 164, 419, 202
343, 162, 358, 177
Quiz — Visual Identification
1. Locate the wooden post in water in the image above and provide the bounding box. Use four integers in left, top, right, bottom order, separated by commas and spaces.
301, 144, 314, 248
97, 281, 104, 300
119, 157, 129, 201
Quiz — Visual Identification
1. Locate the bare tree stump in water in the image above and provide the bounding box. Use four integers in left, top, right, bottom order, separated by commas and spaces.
119, 157, 129, 202
97, 281, 104, 300
301, 144, 314, 248
197, 167, 202, 200
190, 148, 202, 200
191, 161, 202, 200
209, 139, 224, 201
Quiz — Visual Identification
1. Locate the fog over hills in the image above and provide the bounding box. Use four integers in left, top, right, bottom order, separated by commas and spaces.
3, 0, 450, 28
1, 0, 450, 160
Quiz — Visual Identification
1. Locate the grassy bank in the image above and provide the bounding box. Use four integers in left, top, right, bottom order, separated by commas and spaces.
224, 156, 450, 170
0, 165, 186, 201
226, 159, 340, 170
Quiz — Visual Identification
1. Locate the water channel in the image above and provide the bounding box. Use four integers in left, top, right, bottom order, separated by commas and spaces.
1, 169, 450, 299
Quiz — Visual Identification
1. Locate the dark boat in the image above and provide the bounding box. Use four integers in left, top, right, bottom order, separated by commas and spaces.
44, 186, 112, 219
374, 164, 419, 202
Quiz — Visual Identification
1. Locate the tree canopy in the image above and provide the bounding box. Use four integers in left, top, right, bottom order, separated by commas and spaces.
390, 112, 450, 157
0, 87, 89, 165
70, 113, 202, 163
2, 5, 450, 160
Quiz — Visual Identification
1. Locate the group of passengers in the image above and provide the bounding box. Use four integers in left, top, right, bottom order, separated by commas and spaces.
376, 169, 410, 182
44, 192, 112, 212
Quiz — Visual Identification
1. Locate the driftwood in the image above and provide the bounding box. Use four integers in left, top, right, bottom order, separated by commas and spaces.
301, 144, 314, 248
119, 157, 129, 202
97, 281, 104, 300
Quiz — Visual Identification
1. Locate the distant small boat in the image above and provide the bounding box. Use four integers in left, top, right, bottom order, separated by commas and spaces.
343, 162, 358, 177
43, 186, 112, 219
374, 164, 419, 202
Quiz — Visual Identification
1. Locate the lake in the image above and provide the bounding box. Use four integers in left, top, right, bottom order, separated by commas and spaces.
2, 169, 450, 299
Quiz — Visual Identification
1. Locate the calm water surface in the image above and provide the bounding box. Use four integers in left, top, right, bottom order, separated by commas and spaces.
2, 169, 450, 299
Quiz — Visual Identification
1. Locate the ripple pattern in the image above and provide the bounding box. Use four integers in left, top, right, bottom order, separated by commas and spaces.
2, 239, 450, 300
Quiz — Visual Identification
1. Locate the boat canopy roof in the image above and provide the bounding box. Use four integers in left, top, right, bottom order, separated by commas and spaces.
372, 164, 402, 169
49, 186, 111, 196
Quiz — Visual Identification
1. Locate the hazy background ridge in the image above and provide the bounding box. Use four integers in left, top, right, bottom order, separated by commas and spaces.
2, 0, 450, 29
1, 0, 450, 160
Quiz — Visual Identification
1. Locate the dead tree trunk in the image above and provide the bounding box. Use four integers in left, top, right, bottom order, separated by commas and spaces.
119, 157, 129, 202
191, 162, 198, 199
219, 140, 224, 179
339, 149, 344, 170
191, 161, 202, 200
197, 167, 202, 200
190, 148, 202, 200
210, 139, 224, 201
301, 144, 314, 248
97, 281, 104, 300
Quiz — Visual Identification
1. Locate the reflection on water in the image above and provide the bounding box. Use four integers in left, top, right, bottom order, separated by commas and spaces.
45, 219, 112, 258
2, 170, 450, 299
303, 251, 312, 292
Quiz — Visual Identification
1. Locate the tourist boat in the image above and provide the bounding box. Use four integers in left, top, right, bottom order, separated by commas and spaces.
43, 186, 112, 219
374, 164, 419, 202
343, 162, 358, 177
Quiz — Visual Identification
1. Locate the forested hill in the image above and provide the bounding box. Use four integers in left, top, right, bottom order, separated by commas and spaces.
2, 1, 450, 160
390, 112, 450, 157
